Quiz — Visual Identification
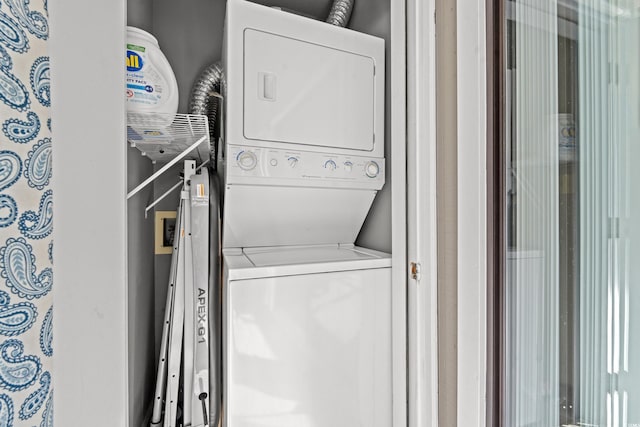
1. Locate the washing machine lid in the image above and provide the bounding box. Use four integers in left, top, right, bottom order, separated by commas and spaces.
224, 245, 391, 280
243, 245, 385, 267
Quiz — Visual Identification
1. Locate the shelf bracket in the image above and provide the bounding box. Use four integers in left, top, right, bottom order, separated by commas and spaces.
127, 135, 208, 200
143, 159, 210, 218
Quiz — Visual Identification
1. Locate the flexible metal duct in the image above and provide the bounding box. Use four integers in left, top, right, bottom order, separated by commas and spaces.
188, 61, 223, 164
326, 0, 354, 27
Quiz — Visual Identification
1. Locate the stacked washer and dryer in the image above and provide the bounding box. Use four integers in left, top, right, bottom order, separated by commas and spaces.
220, 1, 392, 427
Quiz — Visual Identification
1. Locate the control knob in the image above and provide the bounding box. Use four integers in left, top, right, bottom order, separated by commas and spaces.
365, 161, 380, 178
288, 157, 299, 168
324, 159, 337, 171
237, 151, 257, 171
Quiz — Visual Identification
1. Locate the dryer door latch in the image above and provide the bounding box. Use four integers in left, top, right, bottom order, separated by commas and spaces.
410, 262, 421, 281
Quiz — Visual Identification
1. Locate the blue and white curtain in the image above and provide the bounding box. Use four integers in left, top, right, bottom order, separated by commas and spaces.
0, 0, 53, 426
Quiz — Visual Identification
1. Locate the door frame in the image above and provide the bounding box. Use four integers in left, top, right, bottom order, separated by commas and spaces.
391, 0, 409, 426
456, 0, 489, 426
406, 0, 439, 426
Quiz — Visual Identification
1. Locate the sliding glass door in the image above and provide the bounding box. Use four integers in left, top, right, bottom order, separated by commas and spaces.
502, 1, 640, 425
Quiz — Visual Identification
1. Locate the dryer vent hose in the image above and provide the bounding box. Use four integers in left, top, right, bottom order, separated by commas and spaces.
187, 0, 354, 166
326, 0, 354, 27
188, 61, 223, 166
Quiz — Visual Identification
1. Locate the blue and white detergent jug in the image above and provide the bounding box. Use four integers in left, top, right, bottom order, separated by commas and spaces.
126, 26, 179, 117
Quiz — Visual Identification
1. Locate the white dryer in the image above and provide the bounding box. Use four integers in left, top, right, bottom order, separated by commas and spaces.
223, 244, 392, 427
221, 0, 386, 249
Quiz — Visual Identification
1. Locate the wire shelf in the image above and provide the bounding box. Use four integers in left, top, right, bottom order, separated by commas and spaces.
126, 112, 212, 200
127, 112, 211, 163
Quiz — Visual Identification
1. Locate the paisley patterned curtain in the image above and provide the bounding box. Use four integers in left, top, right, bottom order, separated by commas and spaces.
0, 0, 53, 426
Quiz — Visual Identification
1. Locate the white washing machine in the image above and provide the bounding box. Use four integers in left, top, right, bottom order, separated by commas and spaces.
220, 3, 391, 427
223, 244, 392, 427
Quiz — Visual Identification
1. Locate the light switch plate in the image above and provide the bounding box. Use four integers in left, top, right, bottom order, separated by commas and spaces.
155, 210, 177, 255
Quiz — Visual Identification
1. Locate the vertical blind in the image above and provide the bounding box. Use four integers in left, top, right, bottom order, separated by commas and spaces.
505, 0, 640, 425
506, 1, 560, 425
578, 1, 639, 426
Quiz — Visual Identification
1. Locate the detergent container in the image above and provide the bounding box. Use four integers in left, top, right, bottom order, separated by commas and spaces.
126, 26, 179, 117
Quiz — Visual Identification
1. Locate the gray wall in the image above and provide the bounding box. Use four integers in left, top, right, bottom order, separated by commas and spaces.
436, 0, 458, 425
128, 0, 152, 31
152, 0, 226, 114
126, 149, 155, 427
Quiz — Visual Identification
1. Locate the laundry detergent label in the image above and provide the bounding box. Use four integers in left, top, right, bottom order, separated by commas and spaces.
126, 48, 168, 107
127, 43, 146, 53
126, 50, 143, 72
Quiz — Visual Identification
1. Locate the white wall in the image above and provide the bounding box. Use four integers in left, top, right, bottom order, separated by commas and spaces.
456, 0, 488, 425
50, 1, 129, 426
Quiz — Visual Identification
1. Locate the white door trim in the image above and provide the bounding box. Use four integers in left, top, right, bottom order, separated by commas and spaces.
406, 0, 439, 426
391, 0, 408, 426
50, 0, 129, 426
456, 0, 488, 425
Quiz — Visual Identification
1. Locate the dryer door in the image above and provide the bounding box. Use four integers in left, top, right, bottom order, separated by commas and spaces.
243, 29, 376, 152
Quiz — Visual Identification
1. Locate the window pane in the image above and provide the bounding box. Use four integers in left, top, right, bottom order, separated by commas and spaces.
503, 1, 640, 426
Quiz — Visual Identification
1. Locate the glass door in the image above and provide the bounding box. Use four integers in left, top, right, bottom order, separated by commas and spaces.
502, 1, 640, 425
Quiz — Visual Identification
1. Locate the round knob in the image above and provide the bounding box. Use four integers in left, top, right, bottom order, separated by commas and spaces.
365, 161, 380, 178
344, 161, 353, 172
237, 151, 257, 171
287, 157, 299, 168
324, 160, 337, 171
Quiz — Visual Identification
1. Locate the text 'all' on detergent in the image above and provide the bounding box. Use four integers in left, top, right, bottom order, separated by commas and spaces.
126, 26, 179, 118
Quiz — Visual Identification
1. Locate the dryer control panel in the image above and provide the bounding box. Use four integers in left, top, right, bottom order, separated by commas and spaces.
225, 144, 385, 190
